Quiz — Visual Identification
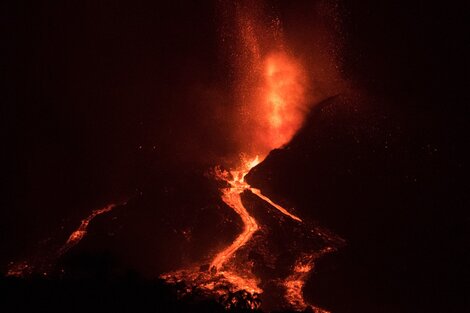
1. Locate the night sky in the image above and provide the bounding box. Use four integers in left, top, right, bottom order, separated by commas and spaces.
1, 1, 468, 312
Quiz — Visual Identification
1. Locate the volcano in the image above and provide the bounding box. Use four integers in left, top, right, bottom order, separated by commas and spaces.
4, 95, 346, 312
2, 0, 467, 313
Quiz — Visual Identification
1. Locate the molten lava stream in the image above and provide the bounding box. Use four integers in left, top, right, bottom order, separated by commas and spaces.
208, 156, 306, 294
6, 203, 118, 277
249, 187, 302, 222
58, 204, 116, 256
210, 183, 259, 271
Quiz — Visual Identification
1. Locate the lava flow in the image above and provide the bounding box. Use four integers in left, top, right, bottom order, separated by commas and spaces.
161, 155, 310, 301
57, 204, 116, 256
6, 203, 117, 278
162, 153, 341, 311
210, 157, 262, 274
208, 155, 306, 294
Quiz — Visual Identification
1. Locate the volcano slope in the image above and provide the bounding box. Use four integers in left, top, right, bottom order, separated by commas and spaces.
246, 93, 467, 313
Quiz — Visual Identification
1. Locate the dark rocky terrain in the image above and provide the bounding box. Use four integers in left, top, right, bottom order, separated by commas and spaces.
247, 93, 468, 313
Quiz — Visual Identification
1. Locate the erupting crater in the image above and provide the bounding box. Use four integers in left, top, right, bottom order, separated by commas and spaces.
161, 3, 344, 310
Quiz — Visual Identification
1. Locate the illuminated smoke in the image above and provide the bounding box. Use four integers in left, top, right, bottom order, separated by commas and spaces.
225, 1, 311, 161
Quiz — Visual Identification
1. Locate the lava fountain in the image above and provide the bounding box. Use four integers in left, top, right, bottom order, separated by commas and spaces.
162, 2, 342, 312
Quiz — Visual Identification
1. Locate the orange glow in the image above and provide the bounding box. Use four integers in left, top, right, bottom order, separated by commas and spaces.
283, 250, 336, 312
283, 254, 317, 311
233, 50, 309, 161
228, 4, 310, 161
260, 53, 307, 153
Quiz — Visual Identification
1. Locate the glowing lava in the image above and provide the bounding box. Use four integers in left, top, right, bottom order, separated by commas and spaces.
284, 249, 335, 313
210, 158, 261, 272
6, 203, 117, 277
211, 155, 304, 270
161, 155, 308, 298
57, 204, 116, 256
207, 155, 305, 294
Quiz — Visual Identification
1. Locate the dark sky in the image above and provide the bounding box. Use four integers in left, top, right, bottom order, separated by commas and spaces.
2, 1, 225, 263
1, 0, 467, 303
